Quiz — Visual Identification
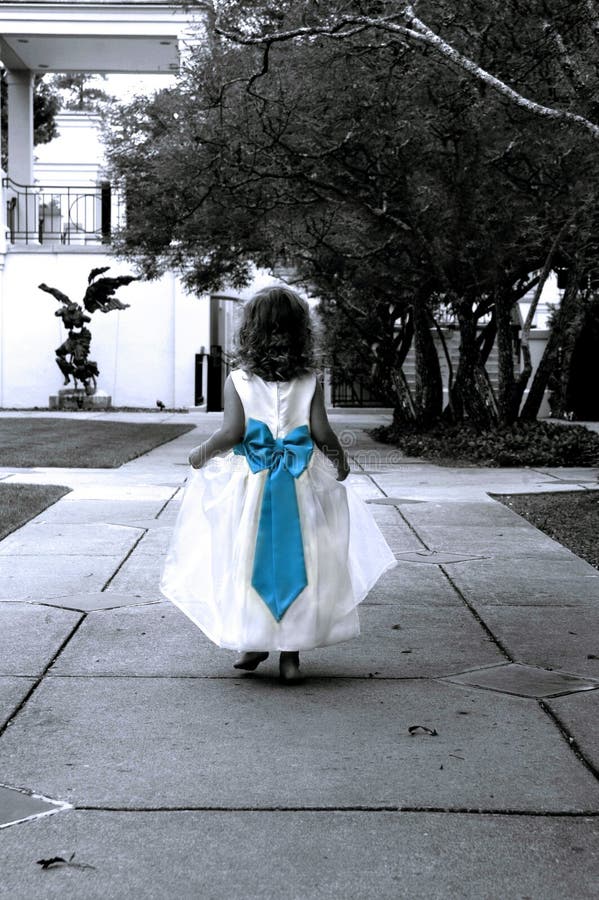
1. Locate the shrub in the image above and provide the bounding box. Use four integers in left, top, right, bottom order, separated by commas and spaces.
371, 420, 599, 467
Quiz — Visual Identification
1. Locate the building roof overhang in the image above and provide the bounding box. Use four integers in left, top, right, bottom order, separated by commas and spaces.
0, 1, 208, 73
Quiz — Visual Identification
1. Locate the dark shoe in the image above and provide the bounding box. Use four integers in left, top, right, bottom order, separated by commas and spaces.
233, 651, 269, 671
279, 651, 303, 683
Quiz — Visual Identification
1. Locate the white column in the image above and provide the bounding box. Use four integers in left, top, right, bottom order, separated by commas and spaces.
6, 70, 34, 185
0, 173, 7, 257
5, 70, 36, 243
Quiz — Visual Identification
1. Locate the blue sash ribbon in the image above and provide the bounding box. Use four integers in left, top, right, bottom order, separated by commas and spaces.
234, 418, 313, 621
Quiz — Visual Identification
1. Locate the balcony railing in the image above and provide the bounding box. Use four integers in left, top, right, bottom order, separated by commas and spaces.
2, 177, 124, 246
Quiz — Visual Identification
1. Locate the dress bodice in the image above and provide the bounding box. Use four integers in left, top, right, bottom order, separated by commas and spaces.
230, 369, 317, 438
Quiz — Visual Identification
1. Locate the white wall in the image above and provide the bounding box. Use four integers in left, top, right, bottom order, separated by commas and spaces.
34, 112, 106, 186
0, 249, 209, 408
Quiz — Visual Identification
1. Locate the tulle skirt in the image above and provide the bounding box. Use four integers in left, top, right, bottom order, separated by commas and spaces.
160, 449, 396, 650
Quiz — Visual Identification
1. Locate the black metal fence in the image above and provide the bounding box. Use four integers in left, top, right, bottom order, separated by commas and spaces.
3, 177, 123, 245
331, 376, 387, 407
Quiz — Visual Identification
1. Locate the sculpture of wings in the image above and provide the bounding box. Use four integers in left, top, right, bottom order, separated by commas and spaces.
87, 266, 111, 284
82, 268, 138, 314
38, 282, 74, 306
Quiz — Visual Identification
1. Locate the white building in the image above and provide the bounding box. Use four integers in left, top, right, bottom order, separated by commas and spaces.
0, 1, 554, 415
0, 0, 288, 411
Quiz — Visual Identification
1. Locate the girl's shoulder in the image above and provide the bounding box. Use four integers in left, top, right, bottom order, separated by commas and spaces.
231, 368, 318, 386
229, 369, 252, 388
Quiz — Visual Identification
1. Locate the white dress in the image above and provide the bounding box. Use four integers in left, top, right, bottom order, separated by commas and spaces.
160, 370, 396, 651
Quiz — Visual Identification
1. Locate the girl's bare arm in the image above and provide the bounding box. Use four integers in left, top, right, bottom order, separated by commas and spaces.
189, 375, 245, 468
310, 379, 350, 481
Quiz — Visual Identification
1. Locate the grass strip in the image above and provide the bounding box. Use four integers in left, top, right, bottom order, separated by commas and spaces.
0, 419, 195, 468
495, 490, 599, 570
0, 483, 70, 542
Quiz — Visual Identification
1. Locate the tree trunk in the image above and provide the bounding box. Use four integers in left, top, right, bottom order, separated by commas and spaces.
391, 368, 417, 426
412, 301, 442, 427
520, 278, 580, 420
449, 304, 499, 429
496, 296, 518, 425
520, 330, 560, 420
391, 311, 417, 426
477, 313, 497, 365
514, 214, 577, 420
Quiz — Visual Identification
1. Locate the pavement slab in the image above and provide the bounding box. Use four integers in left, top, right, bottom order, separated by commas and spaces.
132, 525, 175, 556
1, 468, 178, 488
1, 677, 598, 811
311, 603, 505, 678
365, 495, 425, 505
0, 523, 143, 557
1, 810, 598, 900
536, 467, 599, 483
61, 485, 175, 503
101, 551, 166, 596
33, 499, 168, 525
0, 677, 36, 729
49, 602, 504, 679
366, 503, 402, 525
404, 523, 575, 559
365, 562, 463, 607
481, 606, 599, 677
344, 477, 386, 501
153, 508, 181, 528
441, 662, 599, 699
0, 555, 127, 599
0, 603, 82, 676
400, 500, 519, 526
547, 691, 599, 774
367, 524, 424, 554
396, 550, 492, 564
31, 593, 162, 613
441, 556, 599, 607
0, 784, 69, 829
369, 468, 596, 502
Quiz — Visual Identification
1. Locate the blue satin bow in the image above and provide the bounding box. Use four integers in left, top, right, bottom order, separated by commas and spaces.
234, 418, 313, 621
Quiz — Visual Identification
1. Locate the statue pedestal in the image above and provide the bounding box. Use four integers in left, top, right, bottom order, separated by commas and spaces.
49, 389, 112, 411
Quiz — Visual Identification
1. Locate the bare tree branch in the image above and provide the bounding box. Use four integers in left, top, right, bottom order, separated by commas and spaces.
215, 4, 599, 141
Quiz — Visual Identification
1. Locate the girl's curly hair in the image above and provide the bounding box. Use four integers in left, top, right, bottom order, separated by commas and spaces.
235, 286, 315, 381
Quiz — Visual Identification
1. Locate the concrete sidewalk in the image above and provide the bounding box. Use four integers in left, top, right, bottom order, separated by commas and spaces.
1, 411, 599, 899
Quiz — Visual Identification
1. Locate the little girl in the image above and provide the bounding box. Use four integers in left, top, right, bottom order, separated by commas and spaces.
160, 286, 396, 682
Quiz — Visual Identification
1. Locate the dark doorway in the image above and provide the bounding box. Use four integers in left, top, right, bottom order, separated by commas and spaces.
194, 353, 204, 406
566, 297, 599, 420
206, 344, 223, 412
206, 296, 223, 411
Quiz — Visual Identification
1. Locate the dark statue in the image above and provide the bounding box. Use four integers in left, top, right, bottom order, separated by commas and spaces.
39, 268, 137, 396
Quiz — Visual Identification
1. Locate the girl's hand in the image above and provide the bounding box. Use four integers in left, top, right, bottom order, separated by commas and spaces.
188, 447, 204, 469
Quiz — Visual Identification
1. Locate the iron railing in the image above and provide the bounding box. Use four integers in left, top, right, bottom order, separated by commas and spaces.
3, 177, 124, 245
331, 376, 387, 407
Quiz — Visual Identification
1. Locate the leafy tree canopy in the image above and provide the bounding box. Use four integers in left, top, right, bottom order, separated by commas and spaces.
51, 73, 113, 112
105, 1, 599, 419
107, 2, 599, 294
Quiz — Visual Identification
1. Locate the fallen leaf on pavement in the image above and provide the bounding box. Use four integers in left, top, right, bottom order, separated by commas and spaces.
37, 853, 95, 871
408, 725, 438, 736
